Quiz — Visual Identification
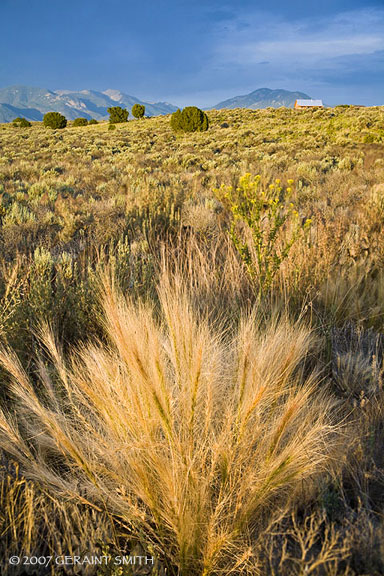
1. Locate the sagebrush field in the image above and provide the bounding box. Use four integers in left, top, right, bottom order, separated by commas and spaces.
1, 106, 384, 575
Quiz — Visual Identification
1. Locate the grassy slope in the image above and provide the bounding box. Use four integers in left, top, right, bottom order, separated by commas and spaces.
0, 107, 384, 575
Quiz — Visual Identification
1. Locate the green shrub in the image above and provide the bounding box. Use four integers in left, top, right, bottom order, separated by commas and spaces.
12, 117, 31, 128
72, 117, 88, 127
108, 123, 116, 131
216, 174, 311, 296
107, 106, 129, 124
131, 103, 145, 119
88, 118, 98, 125
3, 203, 36, 225
170, 106, 209, 133
170, 109, 183, 132
43, 112, 67, 129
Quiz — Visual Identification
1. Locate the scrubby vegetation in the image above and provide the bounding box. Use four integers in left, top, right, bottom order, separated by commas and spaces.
0, 105, 384, 575
132, 103, 145, 119
171, 105, 209, 132
12, 117, 31, 128
107, 106, 129, 124
43, 111, 67, 129
72, 117, 88, 127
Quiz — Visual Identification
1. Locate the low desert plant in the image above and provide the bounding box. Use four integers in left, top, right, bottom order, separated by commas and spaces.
107, 106, 129, 124
216, 174, 312, 296
72, 117, 88, 127
131, 103, 145, 119
12, 117, 31, 128
0, 274, 341, 575
170, 106, 209, 133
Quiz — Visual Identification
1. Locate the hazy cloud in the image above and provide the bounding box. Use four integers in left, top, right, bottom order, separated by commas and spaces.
189, 7, 384, 105
212, 8, 384, 62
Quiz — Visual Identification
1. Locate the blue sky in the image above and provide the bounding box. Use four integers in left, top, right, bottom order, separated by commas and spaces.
0, 0, 383, 106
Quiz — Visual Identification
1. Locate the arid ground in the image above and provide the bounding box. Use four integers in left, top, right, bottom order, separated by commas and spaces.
1, 106, 384, 575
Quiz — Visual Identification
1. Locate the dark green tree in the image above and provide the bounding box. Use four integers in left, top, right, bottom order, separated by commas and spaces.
73, 117, 88, 127
107, 106, 129, 123
43, 112, 67, 129
12, 117, 31, 128
170, 109, 183, 132
131, 104, 145, 119
88, 118, 98, 125
170, 106, 209, 133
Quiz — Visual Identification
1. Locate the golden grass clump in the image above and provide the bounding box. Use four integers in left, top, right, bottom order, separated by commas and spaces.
0, 274, 341, 575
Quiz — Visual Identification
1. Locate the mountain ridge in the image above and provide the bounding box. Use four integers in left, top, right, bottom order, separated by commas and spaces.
0, 85, 178, 122
212, 88, 312, 110
0, 85, 317, 123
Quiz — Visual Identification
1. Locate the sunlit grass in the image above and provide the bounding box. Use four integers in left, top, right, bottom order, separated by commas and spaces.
0, 273, 343, 575
0, 106, 384, 574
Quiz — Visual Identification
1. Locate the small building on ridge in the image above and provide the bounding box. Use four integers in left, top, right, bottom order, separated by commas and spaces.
294, 99, 324, 109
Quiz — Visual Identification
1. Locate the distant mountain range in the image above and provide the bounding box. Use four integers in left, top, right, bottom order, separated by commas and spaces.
212, 88, 312, 110
0, 86, 315, 123
0, 86, 178, 122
